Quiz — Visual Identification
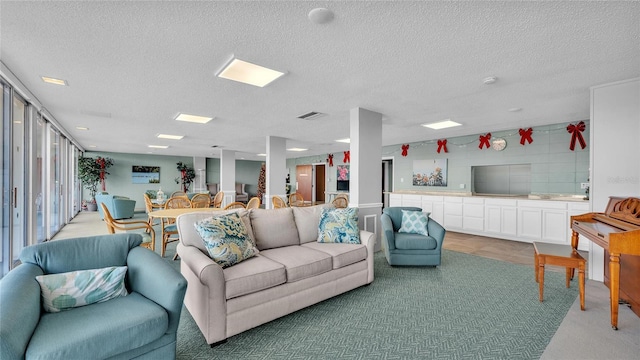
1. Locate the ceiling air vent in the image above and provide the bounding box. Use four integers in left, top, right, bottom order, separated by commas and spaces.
297, 111, 326, 120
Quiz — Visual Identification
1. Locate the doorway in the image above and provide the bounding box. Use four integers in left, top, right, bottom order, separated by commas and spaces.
382, 158, 393, 209
295, 164, 313, 203
313, 164, 326, 204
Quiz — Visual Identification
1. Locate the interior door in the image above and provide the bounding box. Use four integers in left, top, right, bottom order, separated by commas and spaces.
295, 165, 312, 203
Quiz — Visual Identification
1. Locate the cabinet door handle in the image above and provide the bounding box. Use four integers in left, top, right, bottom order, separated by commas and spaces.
13, 187, 17, 208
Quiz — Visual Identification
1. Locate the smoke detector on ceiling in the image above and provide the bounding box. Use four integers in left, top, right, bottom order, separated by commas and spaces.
308, 8, 334, 24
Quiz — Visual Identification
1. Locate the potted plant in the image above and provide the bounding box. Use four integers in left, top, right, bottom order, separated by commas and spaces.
78, 155, 114, 211
175, 162, 195, 193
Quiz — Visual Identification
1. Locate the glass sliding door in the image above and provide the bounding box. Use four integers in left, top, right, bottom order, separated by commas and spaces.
35, 114, 46, 242
48, 126, 61, 237
0, 83, 27, 277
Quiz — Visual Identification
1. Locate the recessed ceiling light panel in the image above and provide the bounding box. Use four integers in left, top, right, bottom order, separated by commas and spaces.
148, 145, 169, 149
217, 56, 285, 87
257, 153, 267, 157
422, 120, 463, 130
157, 134, 184, 140
76, 126, 89, 130
175, 113, 213, 124
41, 76, 68, 86
287, 148, 308, 152
335, 138, 351, 143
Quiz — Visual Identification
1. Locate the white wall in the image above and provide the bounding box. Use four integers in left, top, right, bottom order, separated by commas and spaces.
589, 77, 640, 281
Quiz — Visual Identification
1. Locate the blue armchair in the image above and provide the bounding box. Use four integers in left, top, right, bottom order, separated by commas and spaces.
96, 192, 136, 219
381, 207, 446, 266
0, 234, 187, 360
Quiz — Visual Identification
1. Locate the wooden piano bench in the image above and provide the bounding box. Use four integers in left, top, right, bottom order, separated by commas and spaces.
533, 242, 586, 311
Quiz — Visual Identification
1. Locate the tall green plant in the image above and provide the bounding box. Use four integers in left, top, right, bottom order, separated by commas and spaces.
77, 155, 113, 202
175, 162, 195, 192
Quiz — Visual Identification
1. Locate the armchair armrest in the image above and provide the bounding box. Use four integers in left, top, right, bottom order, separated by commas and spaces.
380, 213, 396, 251
126, 247, 187, 336
427, 218, 446, 249
0, 263, 43, 360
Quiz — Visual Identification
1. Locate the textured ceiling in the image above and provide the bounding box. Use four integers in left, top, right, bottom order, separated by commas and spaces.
1, 1, 638, 160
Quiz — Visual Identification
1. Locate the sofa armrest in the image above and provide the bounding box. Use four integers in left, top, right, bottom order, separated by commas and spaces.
126, 247, 187, 336
380, 213, 396, 251
359, 230, 376, 284
177, 243, 225, 288
0, 263, 43, 360
427, 218, 446, 250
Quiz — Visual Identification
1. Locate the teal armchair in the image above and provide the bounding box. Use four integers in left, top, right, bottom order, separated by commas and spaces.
381, 207, 446, 266
96, 192, 136, 219
0, 234, 187, 360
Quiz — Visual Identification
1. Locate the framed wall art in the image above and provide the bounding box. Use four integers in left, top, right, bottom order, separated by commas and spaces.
413, 159, 447, 187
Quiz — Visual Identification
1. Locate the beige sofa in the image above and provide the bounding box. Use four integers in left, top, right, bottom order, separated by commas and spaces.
176, 205, 375, 346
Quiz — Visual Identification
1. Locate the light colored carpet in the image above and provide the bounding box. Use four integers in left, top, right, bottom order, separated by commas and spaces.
541, 279, 640, 360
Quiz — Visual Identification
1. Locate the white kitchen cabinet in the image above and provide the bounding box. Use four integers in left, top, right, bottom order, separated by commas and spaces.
517, 200, 568, 244
443, 196, 463, 230
484, 198, 517, 236
389, 193, 402, 207
463, 197, 484, 231
402, 194, 422, 208
421, 195, 444, 225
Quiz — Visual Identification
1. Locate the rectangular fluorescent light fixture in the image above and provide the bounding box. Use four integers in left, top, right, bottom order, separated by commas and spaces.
148, 145, 169, 149
216, 56, 285, 87
41, 76, 68, 86
157, 134, 184, 140
287, 148, 308, 152
421, 119, 462, 130
257, 153, 267, 157
76, 126, 89, 130
335, 138, 351, 143
175, 113, 213, 124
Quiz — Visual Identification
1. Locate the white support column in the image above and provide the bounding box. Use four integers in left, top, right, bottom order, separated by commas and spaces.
350, 107, 383, 251
192, 156, 207, 193
266, 136, 287, 209
220, 150, 236, 207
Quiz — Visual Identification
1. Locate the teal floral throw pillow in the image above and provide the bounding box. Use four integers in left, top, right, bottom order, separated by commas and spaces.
398, 210, 430, 236
317, 207, 360, 244
195, 212, 259, 268
35, 266, 128, 313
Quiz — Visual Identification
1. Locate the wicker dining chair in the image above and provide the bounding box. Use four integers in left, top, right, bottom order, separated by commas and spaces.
223, 201, 246, 210
161, 196, 191, 257
332, 194, 349, 208
246, 196, 261, 209
143, 193, 163, 226
190, 193, 211, 208
271, 196, 287, 209
101, 203, 155, 251
288, 193, 305, 207
211, 191, 224, 208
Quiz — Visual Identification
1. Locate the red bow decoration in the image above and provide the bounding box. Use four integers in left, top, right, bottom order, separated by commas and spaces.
96, 158, 107, 191
519, 128, 533, 145
479, 133, 491, 149
327, 154, 334, 167
343, 151, 350, 163
401, 144, 409, 157
437, 139, 448, 153
567, 121, 587, 151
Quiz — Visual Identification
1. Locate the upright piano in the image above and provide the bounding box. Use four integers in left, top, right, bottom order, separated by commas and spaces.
571, 196, 640, 329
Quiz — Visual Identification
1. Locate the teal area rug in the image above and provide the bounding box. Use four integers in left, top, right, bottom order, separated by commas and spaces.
170, 249, 578, 360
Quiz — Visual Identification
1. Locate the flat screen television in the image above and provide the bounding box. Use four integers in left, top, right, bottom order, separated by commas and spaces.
336, 180, 349, 191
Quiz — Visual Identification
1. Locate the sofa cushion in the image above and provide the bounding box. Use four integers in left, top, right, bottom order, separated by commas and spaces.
292, 204, 335, 244
35, 266, 128, 313
223, 255, 286, 300
249, 208, 300, 250
395, 232, 438, 250
317, 207, 360, 244
260, 246, 332, 282
26, 292, 167, 360
398, 210, 430, 236
195, 212, 259, 268
302, 242, 367, 269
